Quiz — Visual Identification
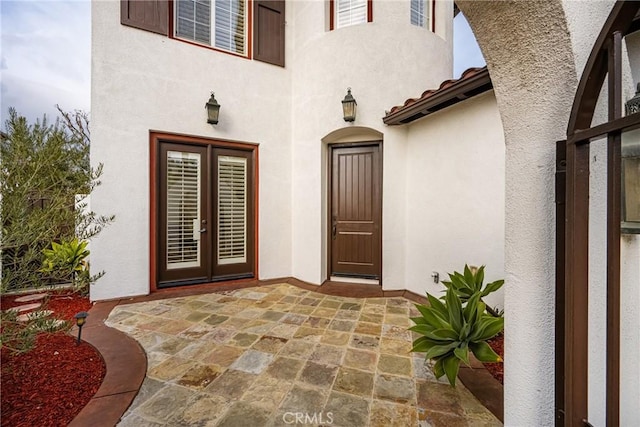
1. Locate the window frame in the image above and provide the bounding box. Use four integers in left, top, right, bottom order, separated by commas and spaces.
329, 0, 373, 31
410, 0, 432, 30
170, 0, 254, 59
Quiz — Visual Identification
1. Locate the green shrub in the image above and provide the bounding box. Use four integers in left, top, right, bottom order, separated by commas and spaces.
410, 289, 503, 386
441, 264, 504, 317
40, 238, 100, 294
1, 107, 113, 292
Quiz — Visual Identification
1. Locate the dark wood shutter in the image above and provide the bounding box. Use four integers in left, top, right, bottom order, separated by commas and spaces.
121, 0, 169, 36
253, 1, 285, 67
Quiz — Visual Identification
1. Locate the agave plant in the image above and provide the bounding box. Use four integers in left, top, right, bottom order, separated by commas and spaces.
441, 264, 504, 317
410, 287, 503, 386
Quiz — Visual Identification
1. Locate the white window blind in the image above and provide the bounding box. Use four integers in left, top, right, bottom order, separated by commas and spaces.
410, 0, 429, 28
176, 0, 211, 44
217, 156, 247, 264
175, 0, 247, 55
166, 151, 201, 270
336, 0, 368, 29
214, 0, 246, 54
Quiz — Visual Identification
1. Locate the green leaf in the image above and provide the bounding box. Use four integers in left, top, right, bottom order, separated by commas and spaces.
412, 305, 449, 329
471, 316, 504, 341
475, 265, 485, 289
433, 358, 445, 379
470, 341, 502, 363
427, 293, 448, 319
408, 324, 436, 335
481, 279, 504, 297
424, 342, 459, 360
415, 304, 431, 318
459, 321, 471, 340
410, 316, 427, 325
410, 336, 433, 353
415, 328, 457, 343
463, 292, 481, 322
454, 343, 470, 366
445, 288, 463, 332
442, 354, 461, 386
463, 265, 475, 290
449, 274, 467, 292
430, 328, 459, 340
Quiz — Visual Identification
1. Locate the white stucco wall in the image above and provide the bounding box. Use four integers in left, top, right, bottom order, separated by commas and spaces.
403, 91, 505, 309
91, 0, 453, 299
91, 0, 294, 299
288, 0, 453, 287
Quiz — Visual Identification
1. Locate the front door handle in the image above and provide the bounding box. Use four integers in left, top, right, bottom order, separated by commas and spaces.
332, 217, 337, 239
199, 228, 207, 233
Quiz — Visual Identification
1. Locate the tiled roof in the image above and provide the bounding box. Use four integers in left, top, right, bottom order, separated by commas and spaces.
383, 66, 492, 126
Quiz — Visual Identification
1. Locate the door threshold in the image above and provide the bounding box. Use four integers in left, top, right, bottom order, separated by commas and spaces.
330, 276, 379, 285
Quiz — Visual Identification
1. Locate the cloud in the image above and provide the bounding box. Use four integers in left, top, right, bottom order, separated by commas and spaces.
453, 13, 486, 79
1, 1, 90, 124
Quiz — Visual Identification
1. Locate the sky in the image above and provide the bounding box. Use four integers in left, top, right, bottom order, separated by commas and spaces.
0, 1, 484, 125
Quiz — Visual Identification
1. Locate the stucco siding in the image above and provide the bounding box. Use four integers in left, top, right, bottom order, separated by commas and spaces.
404, 92, 505, 309
289, 0, 453, 286
91, 0, 294, 299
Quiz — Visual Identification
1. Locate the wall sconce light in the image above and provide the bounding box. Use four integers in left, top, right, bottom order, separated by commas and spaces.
342, 88, 357, 122
622, 84, 640, 234
625, 83, 640, 116
205, 92, 221, 125
74, 311, 88, 345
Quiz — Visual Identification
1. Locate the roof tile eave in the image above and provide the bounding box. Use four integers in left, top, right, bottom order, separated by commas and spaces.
383, 65, 491, 126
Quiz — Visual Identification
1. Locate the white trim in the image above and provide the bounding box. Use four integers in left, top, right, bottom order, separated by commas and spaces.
330, 276, 379, 285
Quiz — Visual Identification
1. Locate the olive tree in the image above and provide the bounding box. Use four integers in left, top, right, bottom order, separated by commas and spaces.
1, 107, 113, 292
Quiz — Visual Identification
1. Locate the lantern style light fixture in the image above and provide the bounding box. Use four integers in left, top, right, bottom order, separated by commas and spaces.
342, 88, 357, 122
205, 92, 221, 125
622, 84, 640, 234
625, 83, 640, 116
74, 311, 89, 345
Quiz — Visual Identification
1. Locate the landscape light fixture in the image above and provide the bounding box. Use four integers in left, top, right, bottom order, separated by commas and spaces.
342, 88, 357, 122
622, 84, 640, 234
205, 92, 221, 125
74, 311, 89, 345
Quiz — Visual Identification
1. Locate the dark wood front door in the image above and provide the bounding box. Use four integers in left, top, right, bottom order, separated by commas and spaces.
330, 144, 382, 279
157, 140, 255, 288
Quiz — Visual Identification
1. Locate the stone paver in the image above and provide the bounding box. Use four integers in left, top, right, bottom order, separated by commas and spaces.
10, 302, 42, 313
108, 283, 501, 426
14, 293, 48, 303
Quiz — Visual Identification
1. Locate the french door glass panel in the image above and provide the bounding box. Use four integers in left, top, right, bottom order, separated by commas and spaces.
217, 155, 247, 265
166, 151, 202, 270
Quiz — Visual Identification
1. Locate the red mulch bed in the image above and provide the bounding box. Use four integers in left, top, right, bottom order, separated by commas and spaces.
1, 291, 106, 427
484, 333, 504, 384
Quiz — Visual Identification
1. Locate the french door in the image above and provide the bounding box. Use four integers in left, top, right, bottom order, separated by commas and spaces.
156, 138, 255, 288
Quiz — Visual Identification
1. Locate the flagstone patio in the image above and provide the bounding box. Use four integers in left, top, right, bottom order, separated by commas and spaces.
106, 283, 501, 426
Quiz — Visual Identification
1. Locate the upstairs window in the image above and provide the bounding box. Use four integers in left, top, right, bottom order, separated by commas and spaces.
410, 0, 429, 29
175, 0, 248, 56
330, 0, 372, 30
121, 0, 285, 67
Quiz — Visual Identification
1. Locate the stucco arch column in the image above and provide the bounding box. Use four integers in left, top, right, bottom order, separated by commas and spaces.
455, 1, 578, 425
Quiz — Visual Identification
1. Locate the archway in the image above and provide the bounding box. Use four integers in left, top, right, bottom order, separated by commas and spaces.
453, 1, 586, 425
